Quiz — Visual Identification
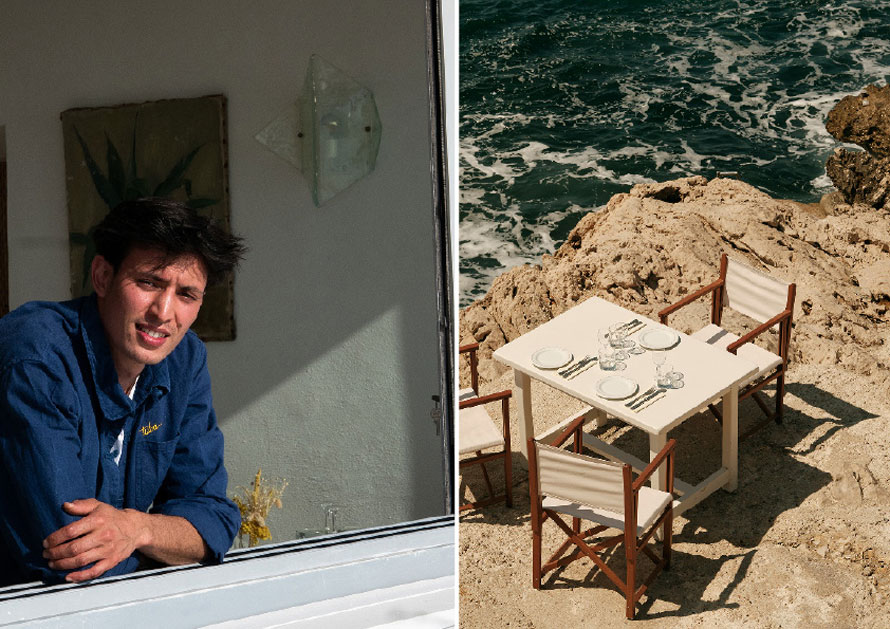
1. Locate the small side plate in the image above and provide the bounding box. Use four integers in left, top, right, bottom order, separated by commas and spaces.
595, 376, 639, 400
638, 328, 680, 351
531, 347, 573, 369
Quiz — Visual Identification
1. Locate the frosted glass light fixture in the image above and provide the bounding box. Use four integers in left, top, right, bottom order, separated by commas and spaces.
255, 55, 382, 207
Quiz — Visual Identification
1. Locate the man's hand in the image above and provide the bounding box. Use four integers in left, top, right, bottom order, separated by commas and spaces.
42, 499, 210, 583
42, 499, 148, 583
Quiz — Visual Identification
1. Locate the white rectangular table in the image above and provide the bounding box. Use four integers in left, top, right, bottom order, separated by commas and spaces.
493, 296, 757, 515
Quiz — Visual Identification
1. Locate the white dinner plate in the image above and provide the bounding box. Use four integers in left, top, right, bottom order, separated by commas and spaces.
595, 375, 639, 400
638, 328, 680, 350
531, 347, 573, 369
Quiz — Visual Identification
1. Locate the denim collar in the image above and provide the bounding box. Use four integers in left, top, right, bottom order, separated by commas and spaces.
79, 295, 170, 421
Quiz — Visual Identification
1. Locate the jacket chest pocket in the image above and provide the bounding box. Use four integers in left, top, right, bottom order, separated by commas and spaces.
133, 438, 178, 510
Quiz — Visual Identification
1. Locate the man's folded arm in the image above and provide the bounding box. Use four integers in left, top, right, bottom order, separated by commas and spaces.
0, 361, 138, 583
148, 354, 240, 564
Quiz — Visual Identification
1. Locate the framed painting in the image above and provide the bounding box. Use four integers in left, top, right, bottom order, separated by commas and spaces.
60, 94, 235, 341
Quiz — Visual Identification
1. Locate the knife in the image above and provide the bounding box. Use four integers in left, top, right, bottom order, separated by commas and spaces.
626, 385, 657, 407
634, 389, 667, 412
629, 387, 664, 410
565, 358, 598, 379
560, 355, 595, 377
616, 318, 641, 331
624, 321, 646, 335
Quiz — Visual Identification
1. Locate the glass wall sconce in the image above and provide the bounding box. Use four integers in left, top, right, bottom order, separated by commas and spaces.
256, 55, 382, 206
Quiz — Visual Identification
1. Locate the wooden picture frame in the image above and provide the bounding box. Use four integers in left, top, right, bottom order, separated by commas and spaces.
60, 94, 234, 340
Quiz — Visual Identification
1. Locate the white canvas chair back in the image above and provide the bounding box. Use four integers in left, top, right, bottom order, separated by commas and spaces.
724, 258, 790, 324
535, 442, 625, 515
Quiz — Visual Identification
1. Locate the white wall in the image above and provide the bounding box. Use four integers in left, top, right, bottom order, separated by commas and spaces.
0, 0, 445, 540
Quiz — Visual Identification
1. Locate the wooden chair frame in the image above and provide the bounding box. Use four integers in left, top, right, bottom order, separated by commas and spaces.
459, 342, 513, 512
528, 413, 675, 620
658, 254, 796, 439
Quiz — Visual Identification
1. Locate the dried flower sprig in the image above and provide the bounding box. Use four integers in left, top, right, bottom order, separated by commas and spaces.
232, 468, 288, 547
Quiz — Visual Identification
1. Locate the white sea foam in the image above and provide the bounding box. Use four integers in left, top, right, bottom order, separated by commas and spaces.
811, 173, 835, 193
460, 139, 522, 185
458, 0, 890, 304
460, 200, 589, 304
678, 140, 709, 173
460, 187, 487, 205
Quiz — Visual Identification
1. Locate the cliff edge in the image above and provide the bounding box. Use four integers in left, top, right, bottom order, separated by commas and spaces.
460, 175, 890, 397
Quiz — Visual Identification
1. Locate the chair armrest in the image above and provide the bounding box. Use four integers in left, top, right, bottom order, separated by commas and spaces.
725, 309, 792, 355
459, 342, 481, 395
549, 412, 588, 449
458, 389, 511, 409
632, 439, 676, 492
658, 278, 724, 324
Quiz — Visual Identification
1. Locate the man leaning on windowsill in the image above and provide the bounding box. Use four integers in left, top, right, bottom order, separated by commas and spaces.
0, 198, 246, 586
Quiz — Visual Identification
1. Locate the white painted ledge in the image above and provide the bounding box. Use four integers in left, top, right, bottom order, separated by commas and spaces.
0, 516, 454, 628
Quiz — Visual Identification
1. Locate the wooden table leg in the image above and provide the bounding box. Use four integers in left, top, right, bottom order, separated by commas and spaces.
722, 386, 739, 492
588, 407, 607, 429
649, 432, 668, 491
514, 370, 533, 458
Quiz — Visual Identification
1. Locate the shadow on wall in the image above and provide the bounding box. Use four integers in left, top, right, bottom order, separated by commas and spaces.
210, 36, 446, 534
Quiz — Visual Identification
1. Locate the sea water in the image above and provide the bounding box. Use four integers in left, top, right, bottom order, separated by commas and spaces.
459, 0, 890, 305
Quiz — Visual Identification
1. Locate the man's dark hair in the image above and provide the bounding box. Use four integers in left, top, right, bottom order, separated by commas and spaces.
92, 198, 246, 287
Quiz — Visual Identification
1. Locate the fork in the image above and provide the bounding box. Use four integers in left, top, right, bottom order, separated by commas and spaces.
616, 318, 641, 332
625, 385, 657, 407
559, 355, 593, 377
634, 389, 667, 411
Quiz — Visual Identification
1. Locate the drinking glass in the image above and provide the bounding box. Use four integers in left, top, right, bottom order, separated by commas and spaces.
609, 322, 626, 348
651, 351, 666, 371
609, 323, 630, 360
656, 361, 673, 388
323, 503, 341, 533
598, 340, 617, 370
669, 367, 685, 389
598, 327, 611, 348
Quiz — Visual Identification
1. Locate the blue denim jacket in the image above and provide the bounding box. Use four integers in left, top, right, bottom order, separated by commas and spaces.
0, 296, 240, 585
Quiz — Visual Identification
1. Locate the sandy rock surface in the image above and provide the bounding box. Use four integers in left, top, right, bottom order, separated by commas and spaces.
458, 176, 890, 627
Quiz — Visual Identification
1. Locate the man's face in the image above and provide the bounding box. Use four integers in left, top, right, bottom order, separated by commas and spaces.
93, 245, 208, 385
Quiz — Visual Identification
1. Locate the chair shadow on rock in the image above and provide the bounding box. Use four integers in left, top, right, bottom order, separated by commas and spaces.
536, 378, 880, 618
779, 382, 879, 456
590, 396, 833, 551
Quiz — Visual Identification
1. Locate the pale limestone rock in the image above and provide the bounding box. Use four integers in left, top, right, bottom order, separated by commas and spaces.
459, 175, 890, 625
460, 176, 890, 397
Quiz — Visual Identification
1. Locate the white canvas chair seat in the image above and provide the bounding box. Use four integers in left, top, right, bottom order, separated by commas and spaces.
542, 488, 672, 536
691, 324, 782, 384
459, 404, 505, 455
459, 342, 513, 512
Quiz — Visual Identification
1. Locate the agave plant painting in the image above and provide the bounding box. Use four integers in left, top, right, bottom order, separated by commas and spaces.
61, 95, 235, 340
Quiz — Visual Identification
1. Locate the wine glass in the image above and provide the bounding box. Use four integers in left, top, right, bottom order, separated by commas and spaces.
651, 352, 667, 386
609, 323, 630, 360
598, 336, 617, 370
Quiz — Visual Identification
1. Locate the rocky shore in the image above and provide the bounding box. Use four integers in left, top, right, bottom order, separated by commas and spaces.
458, 89, 890, 627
